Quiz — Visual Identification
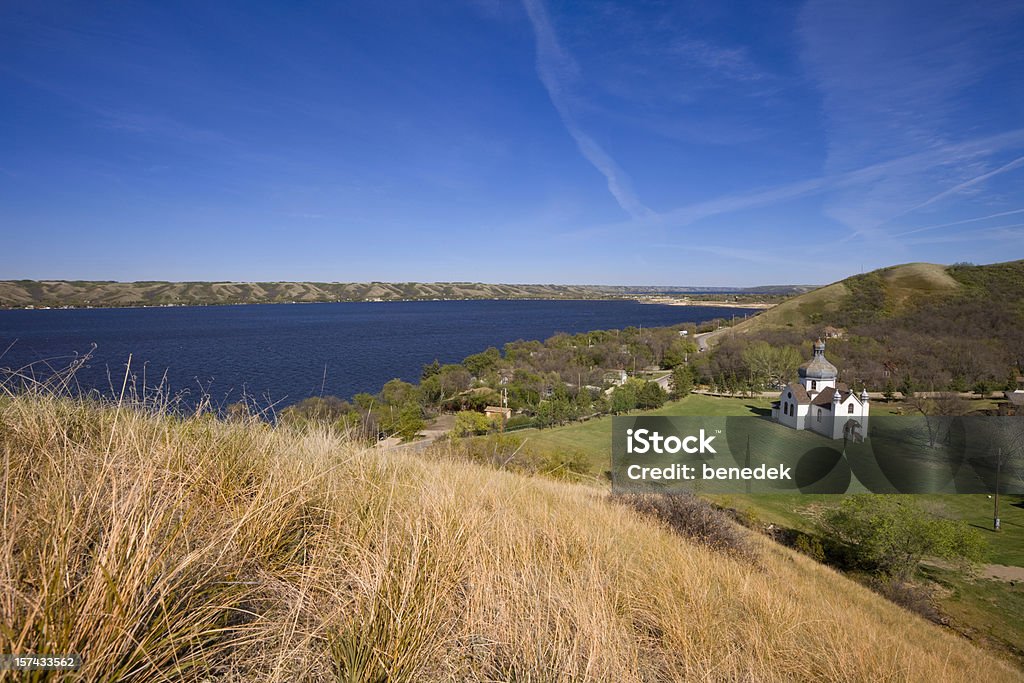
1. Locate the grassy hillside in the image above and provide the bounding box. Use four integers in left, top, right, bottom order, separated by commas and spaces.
3, 395, 1020, 681
724, 262, 964, 336
721, 259, 1024, 339
705, 259, 1024, 391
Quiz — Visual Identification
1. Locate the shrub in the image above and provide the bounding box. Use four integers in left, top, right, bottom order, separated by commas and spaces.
451, 410, 493, 437
793, 533, 826, 563
504, 414, 535, 430
444, 434, 589, 479
868, 576, 945, 624
816, 495, 987, 580
611, 493, 755, 560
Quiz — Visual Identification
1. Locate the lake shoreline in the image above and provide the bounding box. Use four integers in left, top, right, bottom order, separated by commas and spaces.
4, 296, 777, 312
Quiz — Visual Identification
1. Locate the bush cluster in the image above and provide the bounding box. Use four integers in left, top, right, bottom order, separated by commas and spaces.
611, 493, 755, 560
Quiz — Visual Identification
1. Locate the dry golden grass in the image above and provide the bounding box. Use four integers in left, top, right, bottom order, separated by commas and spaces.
1, 393, 1021, 682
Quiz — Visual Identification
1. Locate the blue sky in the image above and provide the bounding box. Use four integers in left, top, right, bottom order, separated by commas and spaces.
2, 0, 1023, 286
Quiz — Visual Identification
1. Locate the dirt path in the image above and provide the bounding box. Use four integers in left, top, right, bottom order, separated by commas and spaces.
376, 413, 455, 453
926, 559, 1024, 582
981, 564, 1024, 582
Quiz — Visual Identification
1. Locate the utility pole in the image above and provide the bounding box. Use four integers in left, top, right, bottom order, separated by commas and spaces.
994, 447, 1002, 531
500, 387, 508, 433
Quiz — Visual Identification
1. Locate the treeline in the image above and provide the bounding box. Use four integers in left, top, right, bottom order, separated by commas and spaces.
274, 322, 723, 440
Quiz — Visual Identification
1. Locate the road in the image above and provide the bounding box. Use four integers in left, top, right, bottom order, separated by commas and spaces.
695, 328, 728, 352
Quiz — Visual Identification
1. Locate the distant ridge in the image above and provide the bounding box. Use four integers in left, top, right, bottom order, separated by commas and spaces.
0, 280, 809, 309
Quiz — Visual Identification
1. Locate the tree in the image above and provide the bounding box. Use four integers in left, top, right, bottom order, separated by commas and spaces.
882, 378, 896, 403
669, 365, 694, 399
463, 347, 501, 377
609, 382, 639, 414
899, 374, 916, 399
662, 337, 698, 369
282, 395, 353, 424
948, 375, 968, 392
636, 380, 668, 409
573, 387, 593, 416
389, 402, 425, 442
380, 378, 418, 406
741, 341, 801, 389
817, 495, 987, 580
437, 365, 471, 402
421, 359, 441, 381
352, 393, 377, 411
451, 410, 492, 437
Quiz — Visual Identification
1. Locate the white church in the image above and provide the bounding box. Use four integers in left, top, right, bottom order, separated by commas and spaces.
771, 339, 870, 441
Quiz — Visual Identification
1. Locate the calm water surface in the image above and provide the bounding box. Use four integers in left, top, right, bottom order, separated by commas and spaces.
0, 300, 751, 408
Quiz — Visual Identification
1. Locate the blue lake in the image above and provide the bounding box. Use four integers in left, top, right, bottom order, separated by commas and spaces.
0, 300, 751, 408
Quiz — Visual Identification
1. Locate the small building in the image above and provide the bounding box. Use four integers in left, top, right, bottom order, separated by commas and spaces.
771, 339, 870, 441
604, 369, 628, 386
484, 406, 512, 422
1004, 390, 1024, 407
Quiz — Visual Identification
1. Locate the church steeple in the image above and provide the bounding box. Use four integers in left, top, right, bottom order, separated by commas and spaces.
798, 338, 838, 395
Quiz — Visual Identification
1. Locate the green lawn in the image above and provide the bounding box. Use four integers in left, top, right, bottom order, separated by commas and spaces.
709, 493, 1024, 567
518, 394, 773, 474
922, 565, 1024, 668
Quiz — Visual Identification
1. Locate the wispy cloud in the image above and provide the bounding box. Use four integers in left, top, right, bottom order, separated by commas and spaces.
901, 224, 1024, 246
521, 0, 653, 219
894, 208, 1024, 237
669, 38, 766, 83
653, 242, 793, 267
798, 0, 1024, 236
554, 128, 1024, 245
892, 155, 1024, 217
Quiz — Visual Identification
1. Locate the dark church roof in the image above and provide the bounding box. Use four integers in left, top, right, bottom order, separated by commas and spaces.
783, 382, 809, 403
798, 339, 838, 380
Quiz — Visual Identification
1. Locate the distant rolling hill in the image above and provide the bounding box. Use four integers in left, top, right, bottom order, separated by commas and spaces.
0, 280, 806, 309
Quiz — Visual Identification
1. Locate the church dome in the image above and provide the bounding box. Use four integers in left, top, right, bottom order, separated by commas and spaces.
798, 339, 838, 380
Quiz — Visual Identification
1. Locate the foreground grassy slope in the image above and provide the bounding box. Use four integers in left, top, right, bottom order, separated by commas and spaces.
2, 396, 1021, 681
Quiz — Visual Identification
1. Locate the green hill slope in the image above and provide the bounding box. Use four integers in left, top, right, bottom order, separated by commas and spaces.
727, 261, 966, 335
706, 260, 1024, 390
2, 394, 1021, 681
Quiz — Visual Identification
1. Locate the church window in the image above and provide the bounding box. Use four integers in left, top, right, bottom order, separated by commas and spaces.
811, 381, 817, 391
817, 408, 822, 422
848, 404, 854, 414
